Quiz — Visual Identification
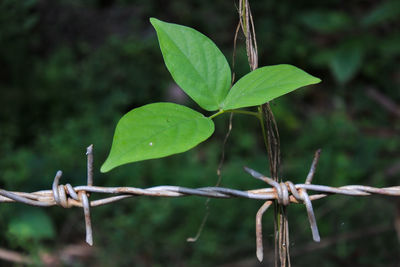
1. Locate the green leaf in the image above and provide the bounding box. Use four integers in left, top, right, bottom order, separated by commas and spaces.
101, 102, 214, 172
8, 209, 55, 242
299, 10, 352, 34
330, 43, 363, 84
361, 0, 400, 27
300, 10, 352, 34
222, 64, 321, 110
150, 18, 231, 111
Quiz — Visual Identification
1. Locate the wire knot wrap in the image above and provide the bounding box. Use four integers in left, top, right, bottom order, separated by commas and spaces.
3, 147, 400, 262
50, 145, 94, 246
245, 149, 322, 262
52, 171, 79, 208
245, 169, 321, 240
247, 173, 321, 262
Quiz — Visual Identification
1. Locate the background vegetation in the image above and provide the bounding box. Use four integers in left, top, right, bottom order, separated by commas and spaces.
0, 0, 399, 266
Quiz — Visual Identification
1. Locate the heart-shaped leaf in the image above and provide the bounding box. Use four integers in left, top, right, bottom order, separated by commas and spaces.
101, 102, 214, 172
222, 64, 321, 110
150, 18, 231, 111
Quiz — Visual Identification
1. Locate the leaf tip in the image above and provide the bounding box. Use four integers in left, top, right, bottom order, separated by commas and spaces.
150, 17, 164, 29
149, 17, 158, 25
312, 76, 322, 84
100, 161, 111, 173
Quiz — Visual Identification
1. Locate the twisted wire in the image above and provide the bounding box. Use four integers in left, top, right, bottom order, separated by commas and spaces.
3, 182, 400, 206
1, 146, 399, 261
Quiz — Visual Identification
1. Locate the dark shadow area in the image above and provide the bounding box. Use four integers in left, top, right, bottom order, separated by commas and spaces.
0, 0, 399, 266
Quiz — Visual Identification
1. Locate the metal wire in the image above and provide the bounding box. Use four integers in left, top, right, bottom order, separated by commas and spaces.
5, 182, 400, 206
1, 146, 399, 261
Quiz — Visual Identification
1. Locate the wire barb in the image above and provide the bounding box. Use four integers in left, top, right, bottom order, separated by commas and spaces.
48, 146, 94, 246
244, 153, 322, 261
86, 144, 94, 187
1, 147, 400, 259
256, 200, 273, 262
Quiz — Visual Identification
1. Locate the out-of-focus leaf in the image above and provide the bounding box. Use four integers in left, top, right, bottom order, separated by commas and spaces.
362, 0, 400, 27
150, 18, 231, 111
101, 102, 214, 172
8, 209, 55, 241
222, 65, 321, 110
310, 50, 335, 67
299, 10, 352, 33
379, 35, 400, 57
330, 45, 363, 84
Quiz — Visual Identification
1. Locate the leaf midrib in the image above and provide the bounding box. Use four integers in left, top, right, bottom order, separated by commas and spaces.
158, 26, 221, 108
114, 115, 209, 162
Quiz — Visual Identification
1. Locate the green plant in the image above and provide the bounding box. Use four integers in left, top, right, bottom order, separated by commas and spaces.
100, 18, 320, 172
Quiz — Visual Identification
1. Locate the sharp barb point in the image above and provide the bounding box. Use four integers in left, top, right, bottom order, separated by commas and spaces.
2, 148, 400, 264
257, 249, 263, 262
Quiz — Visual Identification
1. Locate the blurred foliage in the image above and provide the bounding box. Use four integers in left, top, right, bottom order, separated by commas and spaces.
7, 209, 55, 245
0, 0, 399, 266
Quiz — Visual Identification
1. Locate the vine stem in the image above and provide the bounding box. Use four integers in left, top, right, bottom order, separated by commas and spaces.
257, 106, 270, 158
208, 109, 259, 120
237, 0, 286, 264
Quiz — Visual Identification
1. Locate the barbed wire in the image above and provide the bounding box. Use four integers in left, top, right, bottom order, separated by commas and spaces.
1, 146, 399, 261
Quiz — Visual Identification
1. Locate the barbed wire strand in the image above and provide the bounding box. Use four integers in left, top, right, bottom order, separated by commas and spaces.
1, 146, 400, 261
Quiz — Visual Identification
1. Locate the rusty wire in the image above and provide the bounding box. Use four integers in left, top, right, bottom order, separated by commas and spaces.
1, 146, 400, 262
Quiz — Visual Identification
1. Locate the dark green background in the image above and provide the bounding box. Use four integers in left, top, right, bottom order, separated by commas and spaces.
1, 0, 399, 266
